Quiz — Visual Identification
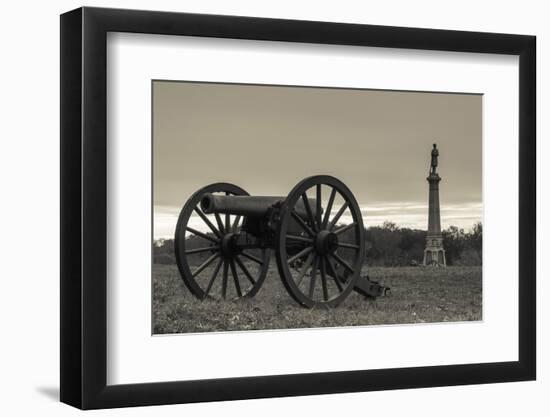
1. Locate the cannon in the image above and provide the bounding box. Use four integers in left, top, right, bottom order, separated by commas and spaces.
174, 175, 387, 308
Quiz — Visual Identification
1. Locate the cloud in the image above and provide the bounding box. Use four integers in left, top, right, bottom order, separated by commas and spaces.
153, 201, 482, 240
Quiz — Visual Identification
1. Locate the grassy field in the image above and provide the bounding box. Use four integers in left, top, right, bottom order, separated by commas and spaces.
153, 262, 482, 334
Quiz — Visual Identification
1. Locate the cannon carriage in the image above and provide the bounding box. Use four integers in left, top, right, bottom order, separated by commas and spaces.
174, 175, 386, 308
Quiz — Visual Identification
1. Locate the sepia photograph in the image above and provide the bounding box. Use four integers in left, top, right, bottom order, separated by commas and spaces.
152, 80, 482, 334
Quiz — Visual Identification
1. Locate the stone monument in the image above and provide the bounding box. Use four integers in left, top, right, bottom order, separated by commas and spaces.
423, 144, 446, 266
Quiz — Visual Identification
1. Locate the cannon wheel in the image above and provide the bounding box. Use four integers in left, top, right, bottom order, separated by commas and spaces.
174, 183, 271, 301
275, 176, 365, 308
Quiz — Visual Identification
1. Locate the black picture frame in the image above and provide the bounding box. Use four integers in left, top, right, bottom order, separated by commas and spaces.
60, 6, 536, 410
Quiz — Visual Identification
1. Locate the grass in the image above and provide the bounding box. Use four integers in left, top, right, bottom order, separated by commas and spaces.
152, 263, 482, 334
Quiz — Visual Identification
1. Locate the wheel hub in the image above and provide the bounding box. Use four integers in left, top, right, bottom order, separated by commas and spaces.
314, 230, 339, 255
220, 233, 241, 257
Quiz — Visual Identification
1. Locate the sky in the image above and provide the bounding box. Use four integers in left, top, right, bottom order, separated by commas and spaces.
153, 81, 482, 240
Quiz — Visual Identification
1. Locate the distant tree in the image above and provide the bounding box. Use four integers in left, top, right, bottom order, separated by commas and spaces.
442, 226, 466, 266
382, 221, 399, 232
468, 222, 483, 262
398, 228, 426, 264
369, 223, 403, 266
398, 228, 416, 251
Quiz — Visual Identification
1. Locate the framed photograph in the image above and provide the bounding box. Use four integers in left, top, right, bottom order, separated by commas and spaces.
60, 7, 536, 409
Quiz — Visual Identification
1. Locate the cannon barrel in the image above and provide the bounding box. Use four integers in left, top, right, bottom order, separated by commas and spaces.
200, 194, 319, 219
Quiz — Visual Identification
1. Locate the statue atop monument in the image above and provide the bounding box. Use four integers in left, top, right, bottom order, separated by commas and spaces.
430, 143, 439, 174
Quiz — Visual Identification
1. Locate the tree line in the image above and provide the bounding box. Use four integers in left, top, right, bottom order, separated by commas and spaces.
153, 221, 482, 267
362, 221, 482, 266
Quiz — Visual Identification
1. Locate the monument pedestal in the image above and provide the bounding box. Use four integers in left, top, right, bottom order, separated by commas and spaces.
423, 236, 446, 267
423, 171, 446, 267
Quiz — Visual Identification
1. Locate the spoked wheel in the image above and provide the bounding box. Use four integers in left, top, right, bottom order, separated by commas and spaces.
275, 176, 365, 308
174, 183, 270, 301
